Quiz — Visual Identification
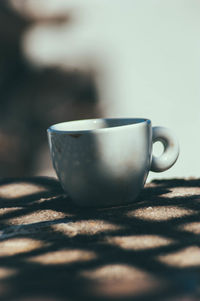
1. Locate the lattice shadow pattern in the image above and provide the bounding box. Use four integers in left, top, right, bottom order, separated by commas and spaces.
0, 177, 200, 301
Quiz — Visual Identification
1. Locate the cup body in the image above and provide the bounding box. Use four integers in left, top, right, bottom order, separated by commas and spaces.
47, 118, 152, 207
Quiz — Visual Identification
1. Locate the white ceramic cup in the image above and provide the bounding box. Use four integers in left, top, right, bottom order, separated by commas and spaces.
47, 118, 179, 207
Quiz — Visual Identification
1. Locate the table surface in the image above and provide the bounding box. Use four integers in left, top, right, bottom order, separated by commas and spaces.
0, 177, 200, 301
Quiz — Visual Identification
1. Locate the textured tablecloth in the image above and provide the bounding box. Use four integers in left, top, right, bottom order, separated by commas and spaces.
0, 177, 200, 301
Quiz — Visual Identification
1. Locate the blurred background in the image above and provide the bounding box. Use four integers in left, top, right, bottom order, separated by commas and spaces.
0, 0, 99, 177
0, 0, 200, 180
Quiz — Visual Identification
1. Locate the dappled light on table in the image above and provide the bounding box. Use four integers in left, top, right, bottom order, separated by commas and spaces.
128, 205, 196, 221
28, 249, 97, 265
105, 234, 175, 250
52, 219, 122, 237
0, 267, 17, 280
158, 246, 200, 268
162, 186, 200, 198
0, 177, 200, 300
0, 238, 45, 256
179, 222, 200, 234
0, 183, 48, 199
80, 264, 162, 297
0, 207, 22, 216
7, 209, 68, 225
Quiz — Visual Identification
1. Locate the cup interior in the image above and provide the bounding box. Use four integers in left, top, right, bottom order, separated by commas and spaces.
49, 118, 148, 133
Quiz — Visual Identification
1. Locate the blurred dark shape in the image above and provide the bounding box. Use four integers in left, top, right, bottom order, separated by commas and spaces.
0, 1, 99, 177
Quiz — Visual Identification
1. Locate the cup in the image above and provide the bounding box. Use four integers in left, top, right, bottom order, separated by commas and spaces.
47, 118, 179, 207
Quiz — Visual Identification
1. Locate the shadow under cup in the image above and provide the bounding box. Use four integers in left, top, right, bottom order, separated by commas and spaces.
47, 118, 179, 207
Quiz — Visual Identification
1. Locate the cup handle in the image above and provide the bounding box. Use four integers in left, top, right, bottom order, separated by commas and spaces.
150, 127, 179, 172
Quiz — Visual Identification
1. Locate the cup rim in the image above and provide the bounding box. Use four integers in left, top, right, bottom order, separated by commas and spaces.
47, 118, 151, 134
